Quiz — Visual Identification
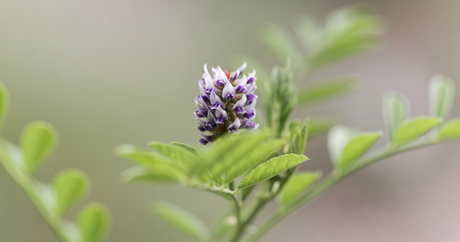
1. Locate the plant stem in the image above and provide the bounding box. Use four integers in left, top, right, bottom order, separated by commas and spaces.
242, 137, 444, 242
0, 147, 69, 242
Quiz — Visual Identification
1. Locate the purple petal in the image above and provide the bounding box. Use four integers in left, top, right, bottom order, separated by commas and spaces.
216, 117, 225, 124
215, 66, 229, 84
244, 109, 255, 119
237, 62, 247, 74
199, 139, 209, 145
210, 91, 223, 107
227, 118, 241, 132
197, 125, 206, 132
245, 122, 259, 129
246, 94, 257, 105
229, 70, 240, 81
246, 82, 257, 94
247, 69, 256, 83
207, 122, 217, 130
215, 106, 228, 120
216, 79, 226, 87
223, 82, 236, 100
200, 133, 214, 142
232, 94, 247, 110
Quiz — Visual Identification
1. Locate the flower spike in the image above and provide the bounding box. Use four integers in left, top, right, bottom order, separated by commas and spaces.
193, 62, 259, 144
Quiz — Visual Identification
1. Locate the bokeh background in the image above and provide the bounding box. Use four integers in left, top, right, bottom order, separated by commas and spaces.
1, 0, 460, 241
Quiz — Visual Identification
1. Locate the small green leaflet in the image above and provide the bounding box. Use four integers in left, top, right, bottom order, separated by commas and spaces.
278, 172, 321, 208
153, 201, 210, 242
77, 203, 111, 242
115, 145, 185, 182
121, 166, 176, 183
20, 121, 58, 174
439, 118, 460, 139
0, 81, 9, 130
429, 74, 455, 120
149, 142, 197, 165
393, 117, 442, 145
297, 78, 357, 105
224, 139, 285, 183
383, 91, 410, 142
339, 132, 382, 167
170, 142, 199, 156
115, 144, 175, 166
53, 169, 90, 215
237, 154, 309, 189
327, 125, 356, 165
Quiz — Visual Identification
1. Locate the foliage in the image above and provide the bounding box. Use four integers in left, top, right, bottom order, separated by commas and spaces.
0, 82, 111, 242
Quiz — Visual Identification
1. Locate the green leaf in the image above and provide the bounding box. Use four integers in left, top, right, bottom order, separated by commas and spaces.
171, 142, 199, 156
53, 169, 90, 215
308, 117, 335, 138
289, 120, 309, 155
439, 118, 460, 139
260, 24, 299, 64
77, 203, 111, 242
115, 144, 172, 165
20, 121, 58, 173
153, 201, 210, 242
339, 132, 382, 167
297, 78, 357, 105
327, 125, 356, 165
120, 166, 176, 183
394, 117, 442, 145
307, 6, 383, 70
429, 74, 455, 120
383, 91, 410, 141
198, 131, 272, 179
237, 154, 309, 189
278, 172, 321, 208
115, 145, 185, 179
149, 142, 197, 165
0, 81, 10, 131
224, 139, 285, 183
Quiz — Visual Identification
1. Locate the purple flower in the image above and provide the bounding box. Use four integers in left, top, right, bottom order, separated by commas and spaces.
194, 62, 259, 144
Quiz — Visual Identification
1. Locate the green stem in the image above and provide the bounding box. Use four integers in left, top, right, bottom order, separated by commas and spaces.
0, 148, 69, 242
243, 137, 445, 242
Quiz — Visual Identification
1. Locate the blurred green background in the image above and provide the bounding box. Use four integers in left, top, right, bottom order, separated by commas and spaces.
1, 0, 460, 241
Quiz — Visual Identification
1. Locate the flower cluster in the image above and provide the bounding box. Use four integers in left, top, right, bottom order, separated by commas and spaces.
195, 62, 259, 145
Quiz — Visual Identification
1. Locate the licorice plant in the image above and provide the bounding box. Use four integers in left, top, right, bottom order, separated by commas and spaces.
116, 5, 460, 242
